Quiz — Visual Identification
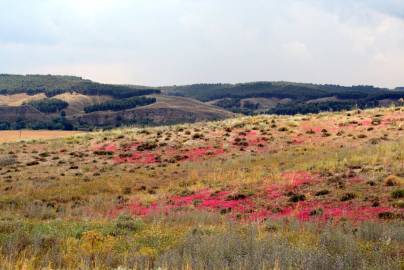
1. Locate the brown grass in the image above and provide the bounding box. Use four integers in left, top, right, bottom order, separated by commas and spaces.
0, 93, 47, 106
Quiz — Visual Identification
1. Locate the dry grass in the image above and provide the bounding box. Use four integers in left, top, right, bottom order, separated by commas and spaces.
0, 106, 403, 269
0, 93, 47, 106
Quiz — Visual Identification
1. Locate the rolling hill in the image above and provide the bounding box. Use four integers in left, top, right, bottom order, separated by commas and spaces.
0, 75, 233, 130
163, 82, 404, 115
0, 74, 403, 130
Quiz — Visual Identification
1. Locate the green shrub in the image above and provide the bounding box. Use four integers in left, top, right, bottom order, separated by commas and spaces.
391, 189, 404, 199
26, 98, 69, 113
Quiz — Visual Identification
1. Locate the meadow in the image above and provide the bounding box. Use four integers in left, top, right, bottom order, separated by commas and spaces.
0, 106, 403, 269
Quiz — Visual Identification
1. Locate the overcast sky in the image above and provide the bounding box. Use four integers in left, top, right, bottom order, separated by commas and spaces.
0, 0, 403, 88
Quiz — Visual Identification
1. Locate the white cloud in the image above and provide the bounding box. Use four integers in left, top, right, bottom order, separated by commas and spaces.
0, 0, 403, 87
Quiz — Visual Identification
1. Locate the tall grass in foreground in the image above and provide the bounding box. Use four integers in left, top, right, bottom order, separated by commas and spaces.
0, 214, 402, 270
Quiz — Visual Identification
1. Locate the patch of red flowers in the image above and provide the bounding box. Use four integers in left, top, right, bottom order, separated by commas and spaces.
181, 147, 225, 161
110, 184, 401, 223
94, 143, 118, 152
111, 189, 254, 218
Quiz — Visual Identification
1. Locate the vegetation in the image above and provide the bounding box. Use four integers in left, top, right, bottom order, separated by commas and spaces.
26, 98, 69, 113
164, 82, 404, 114
0, 74, 160, 98
0, 106, 403, 269
84, 96, 156, 113
0, 116, 73, 130
2, 75, 404, 129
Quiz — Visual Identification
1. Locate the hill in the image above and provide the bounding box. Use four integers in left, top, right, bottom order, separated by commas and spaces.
0, 106, 402, 268
163, 82, 404, 114
1, 75, 403, 130
0, 75, 232, 130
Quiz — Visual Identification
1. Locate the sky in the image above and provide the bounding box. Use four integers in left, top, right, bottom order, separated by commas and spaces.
0, 0, 403, 88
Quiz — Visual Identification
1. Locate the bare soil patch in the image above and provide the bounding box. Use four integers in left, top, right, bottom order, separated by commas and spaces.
0, 130, 83, 143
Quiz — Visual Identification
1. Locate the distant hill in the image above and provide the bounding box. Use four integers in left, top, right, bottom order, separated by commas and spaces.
0, 75, 232, 130
163, 82, 404, 115
0, 74, 159, 98
0, 75, 403, 130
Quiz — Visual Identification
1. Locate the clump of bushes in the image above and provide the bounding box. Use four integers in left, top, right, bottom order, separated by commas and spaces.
289, 194, 306, 203
93, 150, 113, 156
315, 190, 330, 196
110, 214, 144, 235
26, 98, 69, 113
391, 189, 404, 199
84, 96, 156, 113
378, 211, 395, 219
137, 141, 158, 151
384, 175, 401, 186
340, 193, 356, 201
192, 133, 204, 140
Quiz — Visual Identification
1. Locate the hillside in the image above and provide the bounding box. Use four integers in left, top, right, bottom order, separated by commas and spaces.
69, 95, 234, 128
0, 75, 232, 130
1, 75, 404, 130
163, 82, 404, 114
0, 106, 403, 268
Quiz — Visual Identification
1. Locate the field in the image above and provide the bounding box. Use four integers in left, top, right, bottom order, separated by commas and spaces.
0, 106, 403, 269
0, 130, 84, 143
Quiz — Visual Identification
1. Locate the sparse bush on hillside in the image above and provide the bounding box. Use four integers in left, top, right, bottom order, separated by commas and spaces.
84, 96, 156, 113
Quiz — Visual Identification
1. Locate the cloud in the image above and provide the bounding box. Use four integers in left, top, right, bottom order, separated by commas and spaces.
0, 0, 403, 88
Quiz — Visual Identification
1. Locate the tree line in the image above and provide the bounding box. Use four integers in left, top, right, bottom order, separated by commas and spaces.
84, 96, 156, 113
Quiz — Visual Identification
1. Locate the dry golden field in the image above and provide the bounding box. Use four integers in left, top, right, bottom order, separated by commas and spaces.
0, 130, 83, 143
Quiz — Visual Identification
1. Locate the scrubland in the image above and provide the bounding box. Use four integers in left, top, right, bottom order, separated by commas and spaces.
0, 106, 403, 269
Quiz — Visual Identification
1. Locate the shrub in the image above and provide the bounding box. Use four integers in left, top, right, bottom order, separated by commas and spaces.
26, 98, 69, 113
391, 189, 404, 199
340, 193, 356, 201
384, 175, 400, 186
315, 190, 330, 196
137, 141, 157, 151
289, 194, 306, 203
113, 214, 144, 234
93, 150, 114, 156
378, 212, 395, 220
192, 133, 204, 139
84, 96, 156, 113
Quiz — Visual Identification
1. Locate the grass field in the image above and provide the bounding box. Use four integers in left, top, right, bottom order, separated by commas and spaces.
0, 130, 83, 143
0, 106, 403, 269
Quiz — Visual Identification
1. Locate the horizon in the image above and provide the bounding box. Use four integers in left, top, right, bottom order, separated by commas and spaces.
1, 1, 404, 88
0, 73, 401, 89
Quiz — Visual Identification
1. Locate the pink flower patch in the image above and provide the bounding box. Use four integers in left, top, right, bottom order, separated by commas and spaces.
293, 202, 395, 222
94, 143, 118, 152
